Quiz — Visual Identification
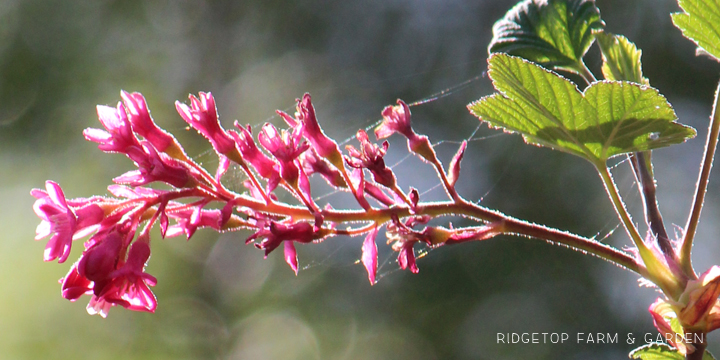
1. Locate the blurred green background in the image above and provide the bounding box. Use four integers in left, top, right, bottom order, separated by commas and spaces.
3, 0, 720, 359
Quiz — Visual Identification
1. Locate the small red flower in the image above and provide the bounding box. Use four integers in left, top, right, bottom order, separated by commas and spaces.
230, 122, 280, 181
346, 130, 397, 189
176, 92, 236, 156
377, 100, 436, 163
165, 207, 223, 239
278, 93, 343, 167
258, 123, 309, 187
299, 148, 347, 188
78, 229, 124, 284
121, 91, 184, 158
386, 216, 430, 274
247, 221, 316, 274
60, 262, 93, 301
96, 241, 158, 314
84, 102, 142, 155
115, 141, 196, 188
376, 99, 415, 140
32, 181, 103, 263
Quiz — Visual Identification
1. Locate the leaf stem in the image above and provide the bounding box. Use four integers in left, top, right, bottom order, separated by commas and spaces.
578, 60, 597, 85
596, 164, 646, 250
681, 80, 720, 277
629, 152, 685, 282
596, 164, 683, 297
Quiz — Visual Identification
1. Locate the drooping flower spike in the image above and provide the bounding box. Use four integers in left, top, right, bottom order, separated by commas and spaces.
32, 89, 643, 322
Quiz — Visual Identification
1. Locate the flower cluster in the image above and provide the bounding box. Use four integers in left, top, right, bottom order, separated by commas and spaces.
32, 91, 497, 317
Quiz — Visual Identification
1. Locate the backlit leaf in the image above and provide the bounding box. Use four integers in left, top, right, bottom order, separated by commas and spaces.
489, 0, 604, 74
595, 30, 647, 84
672, 0, 720, 61
629, 343, 716, 360
467, 54, 696, 165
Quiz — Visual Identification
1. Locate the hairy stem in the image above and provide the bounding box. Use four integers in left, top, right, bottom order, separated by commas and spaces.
629, 153, 673, 254
596, 165, 647, 250
432, 161, 459, 201
628, 152, 685, 283
232, 192, 641, 273
681, 80, 720, 276
597, 164, 683, 297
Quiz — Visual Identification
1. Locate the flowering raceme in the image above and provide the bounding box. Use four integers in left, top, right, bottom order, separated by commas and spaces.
32, 90, 525, 317
28, 83, 682, 331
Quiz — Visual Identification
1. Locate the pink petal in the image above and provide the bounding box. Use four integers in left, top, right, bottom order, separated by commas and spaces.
35, 221, 51, 239
45, 181, 68, 208
361, 227, 379, 285
284, 241, 299, 275
82, 128, 112, 142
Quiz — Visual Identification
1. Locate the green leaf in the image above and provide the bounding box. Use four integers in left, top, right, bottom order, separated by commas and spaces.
629, 343, 716, 360
672, 0, 720, 61
467, 54, 696, 165
629, 343, 685, 359
595, 30, 647, 84
489, 0, 604, 74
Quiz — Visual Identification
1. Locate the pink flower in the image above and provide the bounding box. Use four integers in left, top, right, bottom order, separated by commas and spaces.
248, 221, 314, 255
165, 207, 223, 239
78, 227, 124, 286
678, 266, 720, 330
121, 91, 184, 158
258, 123, 309, 187
346, 130, 397, 189
361, 226, 379, 285
377, 99, 417, 141
65, 225, 158, 317
377, 100, 436, 163
247, 221, 316, 273
60, 263, 93, 301
386, 216, 432, 273
115, 141, 196, 188
95, 241, 158, 314
396, 240, 419, 274
176, 92, 236, 156
278, 93, 343, 167
32, 181, 103, 263
230, 122, 280, 181
84, 102, 142, 155
299, 148, 347, 188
